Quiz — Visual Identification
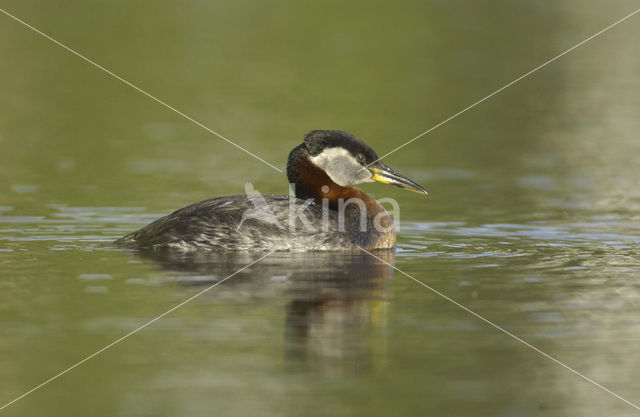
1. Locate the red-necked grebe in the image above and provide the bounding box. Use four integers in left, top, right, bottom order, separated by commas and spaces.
115, 130, 428, 251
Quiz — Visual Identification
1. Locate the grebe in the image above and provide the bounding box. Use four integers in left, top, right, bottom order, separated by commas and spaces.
115, 130, 428, 251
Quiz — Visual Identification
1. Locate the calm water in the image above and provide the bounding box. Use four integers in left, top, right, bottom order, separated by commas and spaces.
2, 1, 640, 416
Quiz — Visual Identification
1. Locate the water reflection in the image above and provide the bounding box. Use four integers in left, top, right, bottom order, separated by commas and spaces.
132, 249, 394, 375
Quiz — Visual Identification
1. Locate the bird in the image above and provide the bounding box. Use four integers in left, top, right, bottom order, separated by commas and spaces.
236, 182, 285, 231
115, 130, 428, 252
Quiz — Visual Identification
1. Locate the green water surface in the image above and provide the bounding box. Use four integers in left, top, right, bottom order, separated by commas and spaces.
1, 1, 640, 416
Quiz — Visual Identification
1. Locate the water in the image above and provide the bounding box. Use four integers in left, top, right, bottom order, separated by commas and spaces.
2, 1, 640, 416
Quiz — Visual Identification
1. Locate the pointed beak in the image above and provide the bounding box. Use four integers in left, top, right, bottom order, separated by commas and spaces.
368, 163, 429, 196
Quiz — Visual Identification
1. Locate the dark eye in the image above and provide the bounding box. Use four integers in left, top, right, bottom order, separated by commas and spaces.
356, 153, 366, 164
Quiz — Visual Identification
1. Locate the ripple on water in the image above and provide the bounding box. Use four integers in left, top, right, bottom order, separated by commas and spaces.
0, 206, 164, 249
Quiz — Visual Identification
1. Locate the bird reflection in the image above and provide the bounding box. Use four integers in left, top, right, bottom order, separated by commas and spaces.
132, 249, 395, 375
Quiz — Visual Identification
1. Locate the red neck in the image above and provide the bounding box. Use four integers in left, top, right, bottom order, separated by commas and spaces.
291, 155, 396, 248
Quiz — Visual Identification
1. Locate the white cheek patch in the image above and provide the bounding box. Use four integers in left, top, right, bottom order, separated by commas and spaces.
309, 148, 372, 186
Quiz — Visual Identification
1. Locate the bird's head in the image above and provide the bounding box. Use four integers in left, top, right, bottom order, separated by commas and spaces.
290, 130, 428, 196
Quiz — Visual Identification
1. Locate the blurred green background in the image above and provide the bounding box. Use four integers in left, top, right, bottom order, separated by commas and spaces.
1, 1, 640, 416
